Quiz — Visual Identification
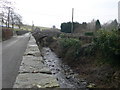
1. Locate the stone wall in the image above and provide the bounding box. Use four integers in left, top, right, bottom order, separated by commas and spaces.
2, 28, 13, 41
16, 30, 29, 35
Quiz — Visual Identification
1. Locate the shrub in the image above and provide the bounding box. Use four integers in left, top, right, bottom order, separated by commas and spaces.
60, 38, 82, 49
59, 38, 82, 59
59, 33, 66, 38
94, 30, 120, 64
84, 32, 94, 36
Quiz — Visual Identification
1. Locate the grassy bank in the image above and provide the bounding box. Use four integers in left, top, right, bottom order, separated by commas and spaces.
35, 29, 120, 88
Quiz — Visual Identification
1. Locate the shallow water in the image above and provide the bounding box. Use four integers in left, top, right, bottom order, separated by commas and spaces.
41, 47, 87, 88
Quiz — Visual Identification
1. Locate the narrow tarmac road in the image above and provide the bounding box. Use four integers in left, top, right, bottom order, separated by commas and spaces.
2, 33, 31, 88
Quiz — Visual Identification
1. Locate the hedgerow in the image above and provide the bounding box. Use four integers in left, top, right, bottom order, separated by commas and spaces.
94, 30, 120, 64
59, 38, 82, 59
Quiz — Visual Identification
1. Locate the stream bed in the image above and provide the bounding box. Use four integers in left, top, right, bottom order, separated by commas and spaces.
41, 47, 88, 88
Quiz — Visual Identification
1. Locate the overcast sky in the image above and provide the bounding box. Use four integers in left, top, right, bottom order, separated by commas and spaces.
9, 0, 120, 28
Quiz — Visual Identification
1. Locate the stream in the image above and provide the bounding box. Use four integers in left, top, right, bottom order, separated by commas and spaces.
41, 47, 87, 88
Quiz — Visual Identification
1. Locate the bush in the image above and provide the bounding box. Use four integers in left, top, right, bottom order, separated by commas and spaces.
59, 33, 66, 38
60, 38, 81, 49
59, 38, 82, 59
84, 32, 94, 36
94, 30, 120, 64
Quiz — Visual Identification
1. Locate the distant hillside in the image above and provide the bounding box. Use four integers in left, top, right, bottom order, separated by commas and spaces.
22, 24, 52, 31
1, 23, 59, 31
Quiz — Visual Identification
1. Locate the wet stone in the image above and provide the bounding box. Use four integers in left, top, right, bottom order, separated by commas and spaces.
66, 75, 72, 79
51, 65, 54, 67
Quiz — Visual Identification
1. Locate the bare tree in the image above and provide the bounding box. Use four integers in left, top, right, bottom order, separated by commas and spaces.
87, 19, 96, 31
102, 19, 118, 30
0, 0, 23, 28
14, 14, 23, 29
0, 0, 14, 27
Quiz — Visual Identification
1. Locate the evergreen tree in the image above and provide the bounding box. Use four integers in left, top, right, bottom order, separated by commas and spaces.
95, 19, 101, 30
60, 22, 71, 33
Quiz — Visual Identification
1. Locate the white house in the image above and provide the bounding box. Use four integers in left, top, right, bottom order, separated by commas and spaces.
118, 1, 120, 24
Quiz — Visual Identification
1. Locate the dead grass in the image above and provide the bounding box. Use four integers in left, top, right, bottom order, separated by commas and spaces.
35, 30, 120, 88
48, 38, 120, 88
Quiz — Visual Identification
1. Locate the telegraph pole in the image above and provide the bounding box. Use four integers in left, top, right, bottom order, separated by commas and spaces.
7, 7, 10, 28
71, 8, 74, 33
32, 21, 34, 31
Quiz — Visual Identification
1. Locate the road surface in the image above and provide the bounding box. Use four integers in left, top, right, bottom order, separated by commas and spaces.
0, 42, 2, 89
2, 33, 31, 88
